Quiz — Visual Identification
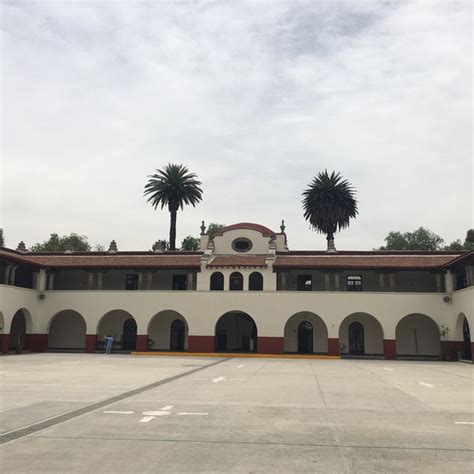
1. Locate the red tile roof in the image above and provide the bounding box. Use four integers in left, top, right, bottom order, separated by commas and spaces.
273, 253, 461, 270
214, 223, 275, 237
0, 249, 202, 269
207, 255, 268, 268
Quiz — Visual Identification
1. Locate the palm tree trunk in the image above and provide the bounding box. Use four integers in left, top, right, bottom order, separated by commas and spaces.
327, 233, 336, 252
169, 209, 177, 251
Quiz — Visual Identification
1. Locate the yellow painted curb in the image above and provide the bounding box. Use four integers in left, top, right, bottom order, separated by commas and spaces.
131, 351, 341, 360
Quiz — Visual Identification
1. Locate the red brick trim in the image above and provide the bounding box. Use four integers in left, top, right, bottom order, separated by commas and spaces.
1, 334, 9, 354
85, 335, 98, 353
257, 337, 284, 354
383, 339, 397, 360
26, 334, 48, 352
136, 335, 148, 352
188, 335, 214, 353
328, 338, 339, 356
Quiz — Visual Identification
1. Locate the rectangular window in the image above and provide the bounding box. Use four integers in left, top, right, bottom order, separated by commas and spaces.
172, 274, 187, 290
347, 275, 362, 292
297, 274, 312, 291
125, 274, 139, 290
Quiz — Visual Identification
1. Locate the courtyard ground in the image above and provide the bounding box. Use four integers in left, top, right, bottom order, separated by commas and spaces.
0, 353, 473, 473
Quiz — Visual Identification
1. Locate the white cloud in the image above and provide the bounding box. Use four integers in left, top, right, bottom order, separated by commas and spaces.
1, 0, 471, 250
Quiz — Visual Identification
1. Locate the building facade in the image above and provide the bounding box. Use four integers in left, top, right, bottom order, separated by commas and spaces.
1, 222, 473, 361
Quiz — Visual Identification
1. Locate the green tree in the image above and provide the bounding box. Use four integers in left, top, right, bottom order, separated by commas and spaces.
31, 233, 91, 252
181, 235, 199, 251
94, 244, 106, 252
380, 227, 444, 251
152, 239, 169, 251
463, 229, 474, 250
206, 223, 226, 238
144, 164, 203, 251
0, 228, 4, 247
302, 170, 358, 251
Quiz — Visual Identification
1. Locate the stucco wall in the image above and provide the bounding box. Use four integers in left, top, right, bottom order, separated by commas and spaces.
213, 229, 272, 255
395, 314, 440, 356
148, 310, 188, 350
283, 312, 328, 353
48, 310, 86, 348
338, 312, 384, 354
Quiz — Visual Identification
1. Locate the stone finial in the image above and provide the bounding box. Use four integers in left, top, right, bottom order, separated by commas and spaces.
280, 220, 286, 233
200, 220, 206, 235
108, 240, 118, 253
16, 241, 27, 253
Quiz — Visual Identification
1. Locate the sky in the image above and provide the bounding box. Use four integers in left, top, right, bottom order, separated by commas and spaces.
0, 0, 472, 251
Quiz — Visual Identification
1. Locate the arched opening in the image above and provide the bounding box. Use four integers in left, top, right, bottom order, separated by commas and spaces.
170, 319, 186, 351
147, 310, 188, 351
210, 272, 224, 291
338, 313, 384, 356
9, 309, 32, 352
298, 321, 313, 353
48, 310, 86, 350
215, 311, 257, 352
229, 272, 243, 291
284, 312, 328, 354
97, 310, 136, 351
249, 272, 263, 291
456, 313, 472, 361
396, 314, 440, 358
348, 322, 364, 354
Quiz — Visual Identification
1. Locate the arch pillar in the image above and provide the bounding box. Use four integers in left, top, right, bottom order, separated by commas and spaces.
258, 337, 283, 354
188, 335, 214, 353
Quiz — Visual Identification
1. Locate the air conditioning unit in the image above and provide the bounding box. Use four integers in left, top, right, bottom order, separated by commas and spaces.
443, 295, 451, 303
38, 293, 46, 300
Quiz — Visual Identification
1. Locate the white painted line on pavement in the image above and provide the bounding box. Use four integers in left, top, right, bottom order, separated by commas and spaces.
139, 416, 155, 423
142, 411, 171, 416
177, 412, 208, 416
384, 368, 394, 371
229, 378, 247, 381
419, 382, 434, 388
455, 421, 474, 425
103, 411, 134, 414
237, 364, 245, 368
160, 405, 173, 411
211, 376, 226, 383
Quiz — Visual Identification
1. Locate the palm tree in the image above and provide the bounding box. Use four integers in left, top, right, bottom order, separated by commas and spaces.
144, 164, 203, 251
302, 170, 358, 251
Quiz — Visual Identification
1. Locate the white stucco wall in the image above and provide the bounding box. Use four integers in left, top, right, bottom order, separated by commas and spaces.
338, 312, 384, 355
283, 312, 328, 353
48, 310, 86, 348
148, 310, 188, 350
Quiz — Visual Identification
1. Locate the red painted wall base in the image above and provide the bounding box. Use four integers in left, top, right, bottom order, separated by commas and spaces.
383, 339, 397, 360
188, 336, 214, 353
85, 335, 98, 353
258, 337, 284, 354
136, 335, 148, 352
328, 338, 339, 356
25, 334, 48, 352
1, 334, 9, 354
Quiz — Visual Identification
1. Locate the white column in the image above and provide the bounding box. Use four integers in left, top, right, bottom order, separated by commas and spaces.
378, 274, 385, 290
389, 273, 396, 291
97, 272, 103, 290
137, 273, 143, 290
243, 271, 249, 291
224, 271, 229, 291
334, 274, 340, 290
187, 273, 193, 291
4, 266, 11, 285
324, 274, 330, 291
9, 266, 17, 285
444, 271, 454, 293
146, 272, 152, 290
47, 272, 55, 290
280, 272, 287, 291
87, 272, 94, 290
35, 268, 47, 291
435, 274, 442, 292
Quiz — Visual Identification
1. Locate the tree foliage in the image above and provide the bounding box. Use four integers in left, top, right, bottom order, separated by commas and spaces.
181, 235, 199, 251
380, 227, 444, 251
0, 228, 4, 247
144, 164, 203, 250
207, 223, 226, 238
31, 233, 91, 252
302, 170, 358, 249
152, 239, 170, 251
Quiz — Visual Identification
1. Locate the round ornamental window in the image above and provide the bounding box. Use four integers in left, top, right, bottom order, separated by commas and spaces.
232, 238, 253, 253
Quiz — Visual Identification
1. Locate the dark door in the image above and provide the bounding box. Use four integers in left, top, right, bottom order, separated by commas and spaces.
463, 318, 472, 360
349, 322, 364, 355
122, 318, 137, 351
216, 330, 227, 351
170, 319, 185, 351
298, 321, 313, 353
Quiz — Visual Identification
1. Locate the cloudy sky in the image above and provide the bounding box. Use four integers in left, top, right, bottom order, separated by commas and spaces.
1, 0, 472, 251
